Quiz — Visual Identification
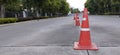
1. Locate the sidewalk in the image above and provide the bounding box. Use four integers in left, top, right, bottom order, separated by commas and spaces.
0, 46, 119, 55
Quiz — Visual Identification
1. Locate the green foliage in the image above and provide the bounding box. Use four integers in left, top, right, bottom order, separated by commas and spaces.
0, 0, 21, 18
71, 8, 80, 13
0, 0, 20, 10
59, 0, 70, 15
86, 0, 120, 15
0, 18, 18, 24
0, 0, 70, 18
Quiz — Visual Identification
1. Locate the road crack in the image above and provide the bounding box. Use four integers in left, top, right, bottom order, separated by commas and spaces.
87, 50, 90, 55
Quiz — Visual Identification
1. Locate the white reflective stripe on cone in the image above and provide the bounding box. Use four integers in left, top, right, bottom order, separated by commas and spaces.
81, 28, 90, 31
83, 18, 86, 21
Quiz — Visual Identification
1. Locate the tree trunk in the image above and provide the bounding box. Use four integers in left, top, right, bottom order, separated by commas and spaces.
0, 4, 5, 18
23, 11, 26, 18
51, 13, 53, 16
39, 8, 42, 16
45, 13, 47, 17
36, 10, 40, 17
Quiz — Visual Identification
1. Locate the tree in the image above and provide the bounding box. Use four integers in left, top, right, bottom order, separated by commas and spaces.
86, 0, 120, 15
0, 0, 70, 18
59, 0, 70, 15
0, 0, 19, 18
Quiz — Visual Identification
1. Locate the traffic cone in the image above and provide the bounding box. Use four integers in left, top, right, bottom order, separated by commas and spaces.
83, 8, 88, 19
74, 8, 98, 50
74, 14, 77, 20
75, 17, 80, 26
74, 13, 78, 20
76, 12, 78, 17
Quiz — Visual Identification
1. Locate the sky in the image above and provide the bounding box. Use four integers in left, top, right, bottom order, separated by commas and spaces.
67, 0, 87, 11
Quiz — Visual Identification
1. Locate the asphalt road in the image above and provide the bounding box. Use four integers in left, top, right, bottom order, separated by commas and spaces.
89, 15, 120, 47
0, 15, 79, 47
0, 14, 120, 55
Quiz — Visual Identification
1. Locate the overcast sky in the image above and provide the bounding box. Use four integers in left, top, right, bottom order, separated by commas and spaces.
67, 0, 87, 11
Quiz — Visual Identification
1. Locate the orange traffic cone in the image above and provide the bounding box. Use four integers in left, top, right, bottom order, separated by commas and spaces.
75, 17, 80, 26
74, 8, 98, 50
83, 8, 88, 19
76, 12, 78, 17
74, 13, 78, 20
74, 14, 77, 20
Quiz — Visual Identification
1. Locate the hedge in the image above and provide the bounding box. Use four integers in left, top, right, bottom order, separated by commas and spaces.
18, 16, 53, 21
0, 18, 18, 24
0, 16, 56, 24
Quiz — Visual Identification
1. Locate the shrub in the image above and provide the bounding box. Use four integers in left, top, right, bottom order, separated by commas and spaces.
0, 18, 18, 24
0, 16, 56, 24
18, 16, 52, 22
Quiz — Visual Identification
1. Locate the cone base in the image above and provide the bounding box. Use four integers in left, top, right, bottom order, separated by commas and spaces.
74, 21, 80, 26
75, 21, 80, 26
74, 42, 98, 50
76, 24, 80, 26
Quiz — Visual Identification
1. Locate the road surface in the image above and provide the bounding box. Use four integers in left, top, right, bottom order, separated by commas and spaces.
0, 14, 120, 55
